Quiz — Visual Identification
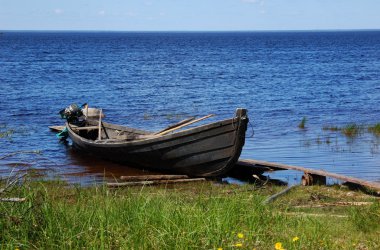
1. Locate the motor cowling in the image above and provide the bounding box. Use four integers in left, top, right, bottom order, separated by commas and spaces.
59, 103, 84, 123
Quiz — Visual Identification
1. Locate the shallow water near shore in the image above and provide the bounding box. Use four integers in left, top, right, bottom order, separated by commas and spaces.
0, 31, 380, 184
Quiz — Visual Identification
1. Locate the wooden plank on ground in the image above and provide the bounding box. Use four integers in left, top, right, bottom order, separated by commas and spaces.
263, 185, 299, 204
238, 159, 380, 191
120, 175, 189, 181
107, 178, 206, 187
0, 197, 26, 202
294, 201, 373, 208
282, 212, 348, 218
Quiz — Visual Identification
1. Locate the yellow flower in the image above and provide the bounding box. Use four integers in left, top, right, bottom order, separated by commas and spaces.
237, 233, 244, 239
217, 248, 223, 250
235, 243, 243, 247
275, 242, 283, 250
292, 236, 299, 242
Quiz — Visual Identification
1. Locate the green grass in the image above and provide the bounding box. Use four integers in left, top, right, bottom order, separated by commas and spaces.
350, 202, 380, 233
1, 181, 379, 249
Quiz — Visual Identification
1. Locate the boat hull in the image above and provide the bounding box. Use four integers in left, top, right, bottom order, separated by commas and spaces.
67, 109, 248, 177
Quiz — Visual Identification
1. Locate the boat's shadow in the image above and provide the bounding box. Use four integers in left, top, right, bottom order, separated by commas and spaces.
63, 144, 160, 181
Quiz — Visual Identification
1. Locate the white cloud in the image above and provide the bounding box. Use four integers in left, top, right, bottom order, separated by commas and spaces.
126, 11, 137, 17
53, 9, 63, 15
241, 0, 258, 3
241, 0, 265, 5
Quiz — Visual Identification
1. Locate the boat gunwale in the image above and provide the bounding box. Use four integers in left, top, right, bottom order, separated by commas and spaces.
66, 116, 241, 147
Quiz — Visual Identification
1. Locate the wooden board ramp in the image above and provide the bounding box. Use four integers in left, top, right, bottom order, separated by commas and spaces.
237, 159, 380, 192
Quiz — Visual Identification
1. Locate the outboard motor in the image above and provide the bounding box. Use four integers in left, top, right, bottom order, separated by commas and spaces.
59, 103, 86, 123
57, 103, 87, 140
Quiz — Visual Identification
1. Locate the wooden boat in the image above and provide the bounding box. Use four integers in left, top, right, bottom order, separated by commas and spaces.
66, 108, 249, 177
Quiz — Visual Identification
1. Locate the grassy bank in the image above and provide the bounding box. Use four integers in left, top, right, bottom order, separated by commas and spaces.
1, 180, 379, 249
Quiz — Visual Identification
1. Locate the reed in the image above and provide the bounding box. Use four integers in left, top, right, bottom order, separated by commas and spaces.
0, 128, 14, 139
298, 117, 307, 129
325, 136, 331, 144
143, 113, 152, 120
324, 123, 380, 138
368, 123, 380, 136
322, 125, 340, 131
316, 136, 322, 144
341, 124, 361, 137
1, 181, 379, 249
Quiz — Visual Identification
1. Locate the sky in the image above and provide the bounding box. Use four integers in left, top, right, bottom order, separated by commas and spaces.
0, 0, 380, 31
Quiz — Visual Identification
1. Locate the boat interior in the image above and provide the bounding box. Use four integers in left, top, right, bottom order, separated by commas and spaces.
70, 113, 219, 142
70, 119, 152, 142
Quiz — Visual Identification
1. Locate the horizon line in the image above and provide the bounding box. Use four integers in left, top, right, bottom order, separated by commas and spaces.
1, 28, 380, 33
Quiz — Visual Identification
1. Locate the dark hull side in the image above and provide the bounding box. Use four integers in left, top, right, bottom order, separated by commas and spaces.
67, 109, 248, 177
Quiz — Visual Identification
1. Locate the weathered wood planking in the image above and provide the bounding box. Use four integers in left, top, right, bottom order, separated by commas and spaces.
49, 125, 99, 132
120, 175, 189, 181
49, 125, 65, 132
108, 178, 206, 187
238, 159, 380, 191
66, 109, 248, 177
0, 197, 26, 202
155, 114, 214, 136
153, 117, 195, 135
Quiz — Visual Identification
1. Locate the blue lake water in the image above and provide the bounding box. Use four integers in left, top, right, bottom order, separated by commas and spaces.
0, 31, 379, 184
